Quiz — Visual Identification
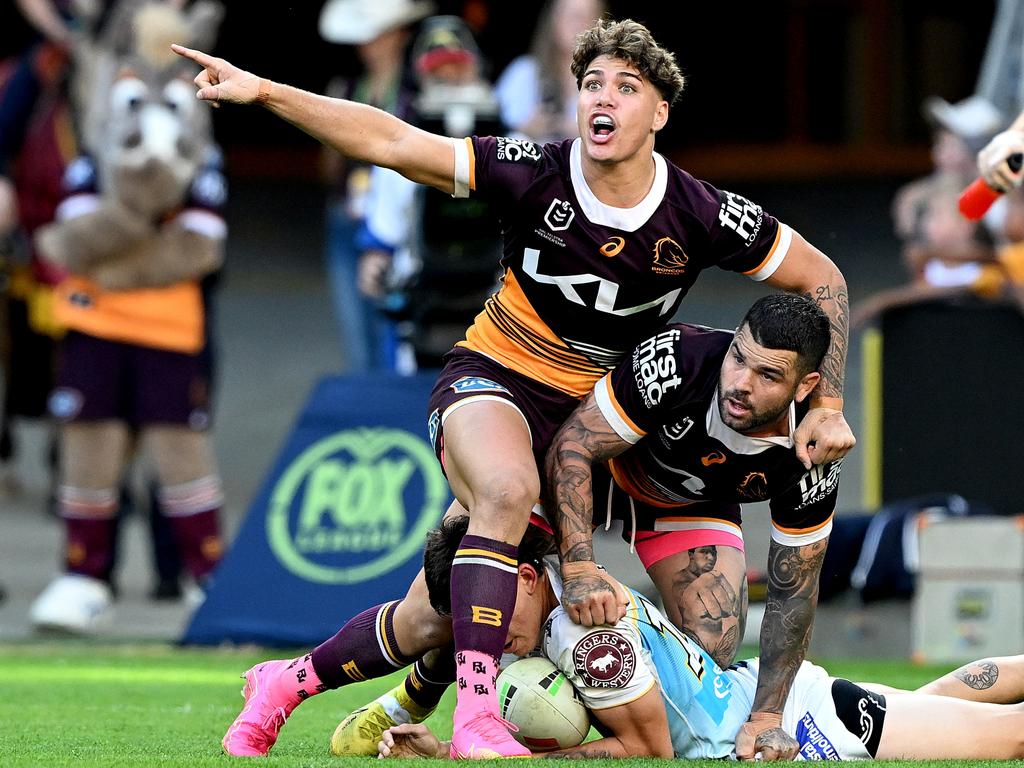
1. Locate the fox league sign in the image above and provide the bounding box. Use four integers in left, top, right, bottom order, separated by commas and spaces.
183, 373, 451, 646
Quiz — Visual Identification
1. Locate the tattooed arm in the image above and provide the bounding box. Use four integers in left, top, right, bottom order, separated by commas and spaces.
734, 534, 829, 762
544, 393, 633, 626
764, 232, 855, 469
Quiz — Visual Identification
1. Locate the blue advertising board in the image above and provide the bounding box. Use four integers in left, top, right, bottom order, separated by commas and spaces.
182, 372, 451, 646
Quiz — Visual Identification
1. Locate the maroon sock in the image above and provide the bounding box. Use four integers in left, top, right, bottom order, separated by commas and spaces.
58, 486, 119, 581
159, 477, 223, 582
64, 518, 117, 581
166, 508, 222, 582
404, 646, 456, 711
450, 534, 518, 662
310, 600, 414, 689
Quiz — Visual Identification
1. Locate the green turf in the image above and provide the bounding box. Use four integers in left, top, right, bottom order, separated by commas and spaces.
0, 642, 1017, 767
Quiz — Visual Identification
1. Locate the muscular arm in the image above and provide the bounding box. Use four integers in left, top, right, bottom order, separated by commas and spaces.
171, 46, 456, 193
764, 233, 854, 467
754, 535, 828, 712
259, 83, 456, 191
544, 393, 633, 625
379, 687, 672, 760
764, 232, 848, 407
543, 686, 673, 759
736, 534, 829, 760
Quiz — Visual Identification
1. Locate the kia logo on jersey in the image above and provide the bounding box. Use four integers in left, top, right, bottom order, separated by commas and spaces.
544, 199, 575, 232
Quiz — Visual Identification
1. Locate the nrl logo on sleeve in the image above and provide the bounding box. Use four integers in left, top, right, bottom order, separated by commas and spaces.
572, 631, 636, 688
495, 136, 542, 163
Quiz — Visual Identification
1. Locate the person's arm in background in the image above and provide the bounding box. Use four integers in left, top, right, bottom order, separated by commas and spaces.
762, 232, 854, 468
15, 0, 71, 47
978, 111, 1024, 191
171, 46, 457, 194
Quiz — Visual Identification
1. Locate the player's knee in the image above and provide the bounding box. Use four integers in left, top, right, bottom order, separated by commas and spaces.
469, 472, 539, 525
409, 612, 453, 650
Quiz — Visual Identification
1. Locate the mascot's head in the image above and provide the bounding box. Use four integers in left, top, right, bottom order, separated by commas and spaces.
73, 0, 224, 210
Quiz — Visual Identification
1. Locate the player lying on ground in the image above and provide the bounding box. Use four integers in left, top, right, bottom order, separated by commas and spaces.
216, 295, 838, 757
379, 514, 1024, 761
174, 19, 854, 758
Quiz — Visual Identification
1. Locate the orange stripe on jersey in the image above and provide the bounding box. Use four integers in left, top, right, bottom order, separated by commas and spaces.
457, 270, 608, 397
465, 137, 477, 191
773, 513, 834, 536
741, 225, 782, 276
656, 515, 739, 529
601, 376, 646, 439
607, 455, 687, 509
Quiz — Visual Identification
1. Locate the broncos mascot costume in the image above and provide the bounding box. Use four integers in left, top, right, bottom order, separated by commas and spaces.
30, 0, 227, 633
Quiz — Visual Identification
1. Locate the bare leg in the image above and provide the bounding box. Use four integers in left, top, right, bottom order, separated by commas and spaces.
877, 694, 1024, 760
438, 399, 539, 755
645, 544, 747, 668
916, 655, 1024, 704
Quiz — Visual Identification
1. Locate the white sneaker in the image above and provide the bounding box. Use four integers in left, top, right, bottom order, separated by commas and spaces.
30, 574, 114, 634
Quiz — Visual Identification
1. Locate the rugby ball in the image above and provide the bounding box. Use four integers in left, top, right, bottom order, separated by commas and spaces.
496, 656, 590, 752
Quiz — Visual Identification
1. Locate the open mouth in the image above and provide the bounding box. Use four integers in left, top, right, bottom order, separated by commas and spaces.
591, 114, 615, 141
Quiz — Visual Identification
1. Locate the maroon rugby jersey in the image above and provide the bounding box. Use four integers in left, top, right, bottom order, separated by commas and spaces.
594, 324, 839, 545
451, 137, 793, 397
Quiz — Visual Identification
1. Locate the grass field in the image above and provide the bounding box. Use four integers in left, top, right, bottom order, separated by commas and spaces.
0, 642, 1015, 767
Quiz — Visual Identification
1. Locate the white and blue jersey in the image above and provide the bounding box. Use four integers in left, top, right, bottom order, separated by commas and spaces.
541, 573, 877, 760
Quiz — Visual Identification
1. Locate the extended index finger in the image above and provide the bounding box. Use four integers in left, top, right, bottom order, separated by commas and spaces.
171, 43, 218, 68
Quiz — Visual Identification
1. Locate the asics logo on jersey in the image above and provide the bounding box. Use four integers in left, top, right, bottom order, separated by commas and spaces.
544, 199, 575, 231
600, 237, 625, 257
651, 237, 688, 275
701, 451, 727, 466
522, 248, 681, 317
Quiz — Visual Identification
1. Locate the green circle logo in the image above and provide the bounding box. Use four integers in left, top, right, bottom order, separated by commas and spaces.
267, 427, 448, 584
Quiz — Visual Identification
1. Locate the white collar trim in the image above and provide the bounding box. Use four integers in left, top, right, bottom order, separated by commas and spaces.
568, 138, 668, 232
705, 390, 795, 453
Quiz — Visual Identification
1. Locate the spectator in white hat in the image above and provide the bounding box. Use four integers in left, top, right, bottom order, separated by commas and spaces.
318, 0, 435, 372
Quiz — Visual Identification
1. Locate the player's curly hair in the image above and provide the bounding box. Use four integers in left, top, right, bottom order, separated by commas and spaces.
423, 515, 556, 616
741, 293, 832, 377
570, 18, 686, 106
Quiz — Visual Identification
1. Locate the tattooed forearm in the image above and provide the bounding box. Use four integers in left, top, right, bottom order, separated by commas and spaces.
752, 536, 829, 714
804, 278, 848, 400
954, 660, 999, 690
544, 396, 632, 564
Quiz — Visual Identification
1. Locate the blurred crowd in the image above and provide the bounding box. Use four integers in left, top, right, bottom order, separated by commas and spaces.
0, 0, 613, 635
3, 0, 1024, 638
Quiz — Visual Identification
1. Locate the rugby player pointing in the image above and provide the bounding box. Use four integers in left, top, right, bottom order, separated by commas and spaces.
174, 18, 853, 759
